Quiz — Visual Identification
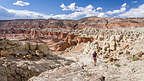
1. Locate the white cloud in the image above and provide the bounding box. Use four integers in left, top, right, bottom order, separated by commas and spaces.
119, 4, 144, 17
106, 3, 127, 15
60, 3, 76, 11
59, 3, 127, 18
60, 4, 68, 11
96, 7, 102, 11
0, 5, 53, 20
13, 1, 30, 6
59, 3, 106, 18
0, 2, 130, 20
97, 13, 105, 17
133, 1, 138, 3
68, 3, 76, 11
54, 12, 83, 19
0, 6, 15, 19
122, 3, 127, 7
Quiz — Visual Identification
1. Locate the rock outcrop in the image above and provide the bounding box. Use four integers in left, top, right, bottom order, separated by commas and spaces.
0, 38, 52, 59
53, 34, 94, 51
0, 39, 74, 81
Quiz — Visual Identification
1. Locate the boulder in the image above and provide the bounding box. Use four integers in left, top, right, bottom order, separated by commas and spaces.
102, 42, 110, 51
98, 34, 104, 41
109, 41, 116, 51
0, 50, 13, 57
136, 51, 144, 57
108, 58, 118, 62
115, 35, 123, 42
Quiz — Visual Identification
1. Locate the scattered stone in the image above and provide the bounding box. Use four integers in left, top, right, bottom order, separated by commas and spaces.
136, 51, 144, 57
108, 58, 119, 62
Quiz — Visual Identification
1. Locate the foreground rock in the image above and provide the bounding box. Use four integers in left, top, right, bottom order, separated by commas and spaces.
0, 55, 74, 81
0, 38, 74, 81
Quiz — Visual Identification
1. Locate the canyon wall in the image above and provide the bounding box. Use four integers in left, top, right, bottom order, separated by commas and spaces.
0, 17, 144, 30
1, 17, 144, 51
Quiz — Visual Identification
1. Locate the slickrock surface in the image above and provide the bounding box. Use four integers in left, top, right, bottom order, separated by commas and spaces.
28, 60, 144, 81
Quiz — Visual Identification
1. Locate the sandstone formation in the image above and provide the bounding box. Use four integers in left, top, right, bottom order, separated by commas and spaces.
1, 17, 144, 81
28, 27, 144, 81
53, 34, 94, 51
0, 38, 52, 59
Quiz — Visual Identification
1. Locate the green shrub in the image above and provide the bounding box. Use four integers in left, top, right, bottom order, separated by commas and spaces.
85, 72, 92, 77
114, 64, 120, 67
132, 57, 139, 61
104, 61, 108, 63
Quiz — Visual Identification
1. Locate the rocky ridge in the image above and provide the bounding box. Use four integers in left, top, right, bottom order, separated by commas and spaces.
1, 17, 144, 30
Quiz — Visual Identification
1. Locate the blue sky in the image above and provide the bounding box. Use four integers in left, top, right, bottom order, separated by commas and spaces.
0, 0, 144, 20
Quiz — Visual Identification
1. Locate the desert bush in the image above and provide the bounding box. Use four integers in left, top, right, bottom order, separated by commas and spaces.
132, 56, 139, 61
114, 64, 120, 67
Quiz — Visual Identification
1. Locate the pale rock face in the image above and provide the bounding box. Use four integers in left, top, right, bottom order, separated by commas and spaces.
102, 42, 110, 51
92, 40, 99, 45
109, 41, 116, 51
115, 35, 123, 42
94, 35, 98, 40
122, 36, 127, 42
109, 35, 116, 42
29, 42, 38, 50
98, 35, 104, 41
83, 41, 99, 55
78, 54, 93, 66
109, 36, 117, 51
82, 41, 100, 65
124, 50, 130, 55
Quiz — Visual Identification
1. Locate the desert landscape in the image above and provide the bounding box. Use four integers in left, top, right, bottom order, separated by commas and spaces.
0, 17, 144, 81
